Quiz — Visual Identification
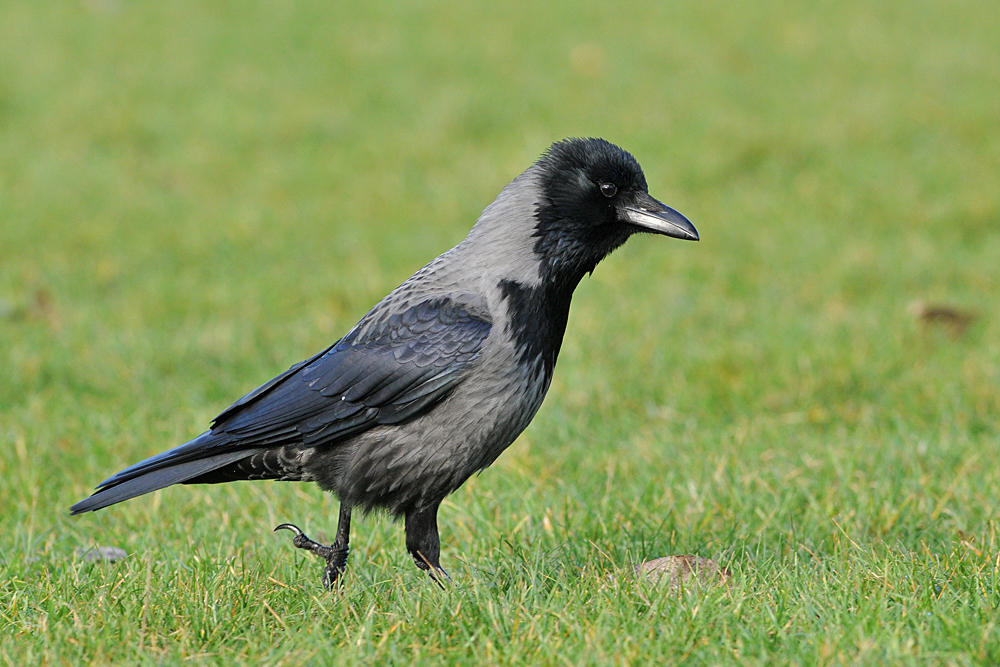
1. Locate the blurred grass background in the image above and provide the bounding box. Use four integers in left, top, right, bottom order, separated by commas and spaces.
2, 0, 999, 664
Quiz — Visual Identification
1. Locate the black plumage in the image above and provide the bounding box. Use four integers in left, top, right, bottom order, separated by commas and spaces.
71, 138, 698, 587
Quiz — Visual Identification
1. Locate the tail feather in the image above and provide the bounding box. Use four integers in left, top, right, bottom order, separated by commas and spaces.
70, 427, 309, 515
70, 430, 256, 515
70, 450, 253, 514
94, 431, 230, 489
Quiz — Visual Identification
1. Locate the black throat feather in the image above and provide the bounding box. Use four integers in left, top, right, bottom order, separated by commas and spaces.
498, 137, 646, 379
499, 198, 631, 378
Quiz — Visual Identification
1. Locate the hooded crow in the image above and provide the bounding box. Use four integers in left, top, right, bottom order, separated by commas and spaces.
71, 138, 698, 587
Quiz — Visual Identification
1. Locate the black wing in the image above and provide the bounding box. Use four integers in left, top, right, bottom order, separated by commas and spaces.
69, 294, 492, 514
213, 294, 492, 446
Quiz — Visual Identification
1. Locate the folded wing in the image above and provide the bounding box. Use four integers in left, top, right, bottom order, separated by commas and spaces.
70, 294, 492, 514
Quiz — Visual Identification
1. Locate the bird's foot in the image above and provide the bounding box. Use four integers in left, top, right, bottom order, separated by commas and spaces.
274, 523, 348, 590
428, 566, 450, 589
412, 551, 450, 589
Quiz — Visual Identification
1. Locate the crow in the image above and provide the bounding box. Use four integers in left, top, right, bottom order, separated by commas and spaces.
71, 138, 698, 588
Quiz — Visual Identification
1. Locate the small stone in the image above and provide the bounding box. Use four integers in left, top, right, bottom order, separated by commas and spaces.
0, 299, 26, 321
636, 555, 730, 593
76, 546, 128, 563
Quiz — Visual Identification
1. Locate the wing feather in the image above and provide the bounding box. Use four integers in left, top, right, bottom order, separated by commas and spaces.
212, 294, 491, 447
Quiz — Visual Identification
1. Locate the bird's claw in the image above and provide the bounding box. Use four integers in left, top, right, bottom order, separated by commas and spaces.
412, 550, 450, 589
274, 523, 331, 558
428, 566, 450, 589
274, 523, 348, 590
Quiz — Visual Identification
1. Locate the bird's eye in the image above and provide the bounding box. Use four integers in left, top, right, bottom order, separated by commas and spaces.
599, 182, 617, 198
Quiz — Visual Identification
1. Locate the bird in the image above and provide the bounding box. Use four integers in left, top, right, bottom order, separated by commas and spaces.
70, 137, 699, 588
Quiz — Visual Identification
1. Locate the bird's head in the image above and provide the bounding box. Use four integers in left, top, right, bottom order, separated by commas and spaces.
532, 137, 698, 282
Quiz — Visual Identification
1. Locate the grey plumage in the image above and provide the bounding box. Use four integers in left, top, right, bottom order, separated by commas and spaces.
71, 137, 698, 586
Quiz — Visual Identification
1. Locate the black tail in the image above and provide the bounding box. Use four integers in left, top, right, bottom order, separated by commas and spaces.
70, 431, 254, 515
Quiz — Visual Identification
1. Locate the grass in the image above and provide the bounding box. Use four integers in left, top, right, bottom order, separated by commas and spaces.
2, 0, 999, 663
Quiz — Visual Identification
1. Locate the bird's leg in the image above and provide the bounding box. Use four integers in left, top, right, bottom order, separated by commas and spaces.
323, 503, 352, 587
404, 502, 449, 587
274, 503, 352, 590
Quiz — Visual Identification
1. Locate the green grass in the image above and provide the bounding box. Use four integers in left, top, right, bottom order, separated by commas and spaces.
2, 0, 999, 664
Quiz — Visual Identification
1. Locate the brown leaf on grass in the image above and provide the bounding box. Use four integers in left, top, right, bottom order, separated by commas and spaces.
32, 288, 61, 328
909, 301, 978, 337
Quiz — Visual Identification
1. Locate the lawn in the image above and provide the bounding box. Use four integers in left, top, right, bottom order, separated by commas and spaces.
2, 0, 999, 664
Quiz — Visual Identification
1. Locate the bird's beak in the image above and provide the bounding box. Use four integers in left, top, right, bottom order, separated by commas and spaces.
622, 193, 699, 241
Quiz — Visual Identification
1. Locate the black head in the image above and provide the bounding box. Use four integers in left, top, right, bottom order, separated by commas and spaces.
533, 137, 698, 283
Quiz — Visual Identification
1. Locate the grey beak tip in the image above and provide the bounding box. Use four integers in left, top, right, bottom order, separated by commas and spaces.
624, 201, 699, 241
